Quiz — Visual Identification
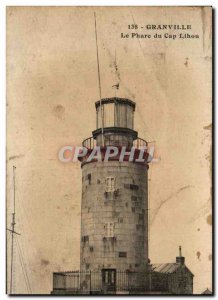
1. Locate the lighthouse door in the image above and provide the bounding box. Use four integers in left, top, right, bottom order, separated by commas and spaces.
102, 269, 116, 292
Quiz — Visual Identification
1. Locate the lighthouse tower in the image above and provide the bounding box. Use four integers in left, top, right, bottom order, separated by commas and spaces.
52, 97, 194, 295
79, 97, 149, 292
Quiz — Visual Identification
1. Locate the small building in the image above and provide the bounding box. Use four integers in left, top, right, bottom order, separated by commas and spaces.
51, 249, 194, 295
150, 249, 194, 295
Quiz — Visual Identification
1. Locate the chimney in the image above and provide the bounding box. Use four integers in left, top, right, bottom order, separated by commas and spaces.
176, 246, 185, 265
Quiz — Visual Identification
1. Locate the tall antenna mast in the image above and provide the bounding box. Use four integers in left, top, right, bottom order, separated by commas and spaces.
94, 12, 104, 147
112, 49, 119, 96
7, 166, 20, 294
114, 49, 117, 97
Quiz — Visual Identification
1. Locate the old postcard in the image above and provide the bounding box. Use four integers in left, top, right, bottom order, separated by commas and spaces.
6, 6, 213, 295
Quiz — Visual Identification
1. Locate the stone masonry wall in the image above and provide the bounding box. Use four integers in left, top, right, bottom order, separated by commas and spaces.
80, 161, 148, 274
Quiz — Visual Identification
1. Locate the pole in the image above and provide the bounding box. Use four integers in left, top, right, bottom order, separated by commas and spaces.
10, 166, 16, 294
179, 246, 182, 257
94, 12, 104, 147
90, 270, 91, 294
114, 49, 117, 97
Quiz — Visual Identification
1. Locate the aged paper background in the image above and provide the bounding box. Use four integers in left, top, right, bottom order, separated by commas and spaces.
6, 6, 212, 294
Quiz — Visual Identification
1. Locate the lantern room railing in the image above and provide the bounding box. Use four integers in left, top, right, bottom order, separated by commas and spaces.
133, 138, 148, 148
82, 137, 147, 149
82, 137, 96, 149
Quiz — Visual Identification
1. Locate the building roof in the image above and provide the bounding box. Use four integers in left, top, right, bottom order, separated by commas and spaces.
151, 263, 193, 276
201, 288, 212, 294
151, 263, 180, 274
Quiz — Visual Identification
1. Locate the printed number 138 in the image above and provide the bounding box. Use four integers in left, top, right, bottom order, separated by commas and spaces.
128, 24, 138, 29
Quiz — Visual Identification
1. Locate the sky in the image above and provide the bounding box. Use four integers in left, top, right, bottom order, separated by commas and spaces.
6, 6, 212, 294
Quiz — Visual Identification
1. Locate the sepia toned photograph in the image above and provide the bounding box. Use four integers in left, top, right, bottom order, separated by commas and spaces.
6, 6, 213, 295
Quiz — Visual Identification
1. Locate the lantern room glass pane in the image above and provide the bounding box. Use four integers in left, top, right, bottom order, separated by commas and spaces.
103, 103, 114, 127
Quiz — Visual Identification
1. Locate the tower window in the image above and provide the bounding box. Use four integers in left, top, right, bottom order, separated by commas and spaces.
131, 196, 137, 201
85, 174, 91, 184
124, 183, 139, 190
104, 222, 114, 237
130, 184, 139, 190
139, 214, 144, 221
82, 235, 89, 242
119, 252, 127, 258
105, 177, 116, 192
